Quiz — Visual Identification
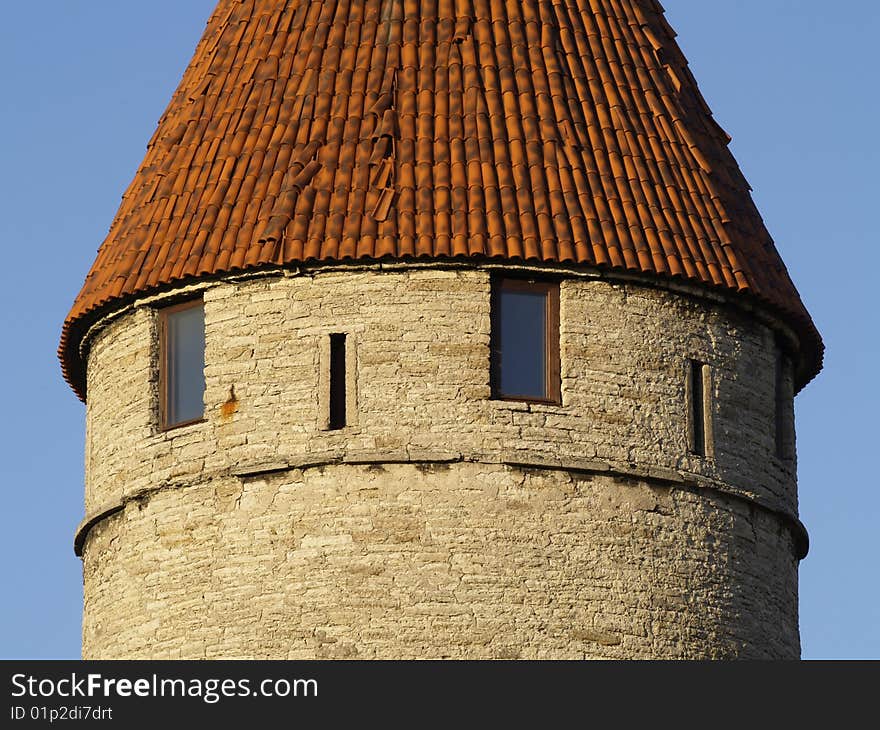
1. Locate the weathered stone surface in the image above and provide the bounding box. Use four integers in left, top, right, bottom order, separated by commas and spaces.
81, 463, 799, 659
81, 266, 800, 659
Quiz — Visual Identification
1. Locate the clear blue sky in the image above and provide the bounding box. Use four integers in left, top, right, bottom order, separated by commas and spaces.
0, 1, 876, 660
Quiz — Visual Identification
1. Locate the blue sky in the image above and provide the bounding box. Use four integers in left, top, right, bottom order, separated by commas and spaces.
1, 1, 876, 659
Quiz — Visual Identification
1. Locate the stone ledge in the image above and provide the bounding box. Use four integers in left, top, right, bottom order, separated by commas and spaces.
75, 451, 809, 560
74, 502, 125, 557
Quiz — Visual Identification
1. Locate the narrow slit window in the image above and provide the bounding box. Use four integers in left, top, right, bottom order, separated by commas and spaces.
160, 299, 205, 430
687, 359, 711, 457
491, 278, 560, 403
775, 347, 791, 460
328, 333, 347, 430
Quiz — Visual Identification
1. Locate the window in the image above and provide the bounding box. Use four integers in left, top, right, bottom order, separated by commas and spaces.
490, 277, 560, 403
686, 359, 713, 457
775, 345, 792, 460
319, 332, 358, 431
328, 333, 347, 430
159, 299, 205, 429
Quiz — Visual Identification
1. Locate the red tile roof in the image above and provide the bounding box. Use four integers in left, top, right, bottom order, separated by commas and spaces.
60, 0, 822, 399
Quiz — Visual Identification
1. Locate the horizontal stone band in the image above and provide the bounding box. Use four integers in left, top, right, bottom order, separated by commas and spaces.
75, 450, 808, 560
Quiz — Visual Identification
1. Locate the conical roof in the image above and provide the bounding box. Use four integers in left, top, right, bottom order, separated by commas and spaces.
60, 0, 822, 399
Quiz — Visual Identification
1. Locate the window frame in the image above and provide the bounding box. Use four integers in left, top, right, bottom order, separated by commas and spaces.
490, 276, 561, 405
686, 359, 714, 458
158, 298, 206, 431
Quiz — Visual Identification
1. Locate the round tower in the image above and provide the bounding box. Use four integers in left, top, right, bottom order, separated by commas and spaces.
61, 0, 822, 659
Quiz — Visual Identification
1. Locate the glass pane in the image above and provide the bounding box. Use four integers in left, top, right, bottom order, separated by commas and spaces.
498, 288, 546, 398
165, 304, 205, 426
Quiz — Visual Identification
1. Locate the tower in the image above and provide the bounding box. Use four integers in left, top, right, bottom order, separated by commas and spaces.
61, 0, 822, 658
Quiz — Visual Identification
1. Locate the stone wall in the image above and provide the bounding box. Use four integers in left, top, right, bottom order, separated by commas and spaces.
80, 265, 801, 658
81, 463, 799, 659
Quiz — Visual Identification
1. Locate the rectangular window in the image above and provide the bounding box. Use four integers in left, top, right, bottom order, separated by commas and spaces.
159, 299, 205, 430
775, 347, 791, 460
491, 278, 560, 403
687, 359, 712, 457
328, 333, 347, 430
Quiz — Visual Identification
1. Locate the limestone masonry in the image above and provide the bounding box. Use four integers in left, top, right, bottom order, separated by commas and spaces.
80, 267, 801, 658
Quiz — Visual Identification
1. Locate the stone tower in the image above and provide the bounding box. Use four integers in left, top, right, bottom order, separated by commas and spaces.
61, 0, 822, 659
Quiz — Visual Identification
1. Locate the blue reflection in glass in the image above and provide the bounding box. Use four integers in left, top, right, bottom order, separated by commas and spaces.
498, 289, 546, 398
166, 304, 205, 425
